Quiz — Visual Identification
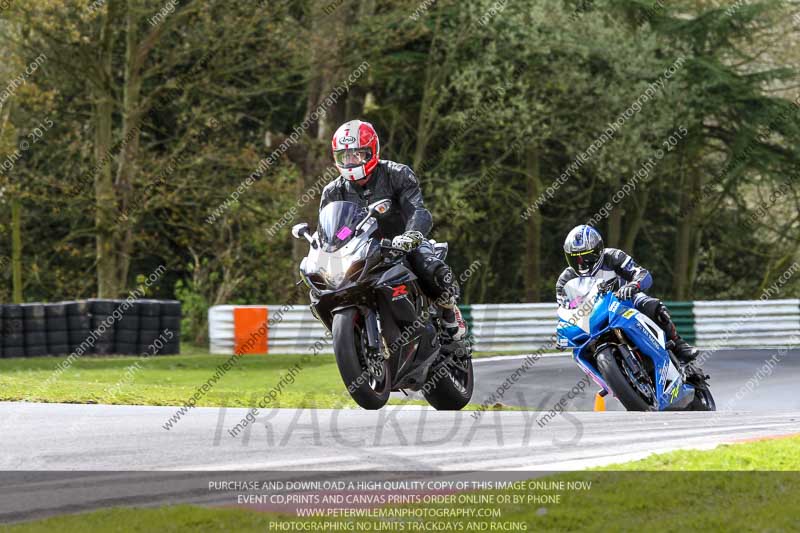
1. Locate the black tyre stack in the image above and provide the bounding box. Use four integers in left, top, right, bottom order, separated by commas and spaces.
45, 303, 70, 356
137, 300, 162, 355
66, 300, 91, 355
22, 303, 48, 357
160, 300, 181, 355
88, 299, 118, 356
2, 305, 25, 358
0, 299, 180, 358
115, 301, 140, 355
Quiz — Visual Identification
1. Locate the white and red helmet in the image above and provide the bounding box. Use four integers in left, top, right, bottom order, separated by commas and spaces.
332, 120, 380, 181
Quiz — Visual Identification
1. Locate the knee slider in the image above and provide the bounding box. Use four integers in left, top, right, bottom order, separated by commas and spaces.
434, 264, 459, 301
420, 255, 444, 279
435, 264, 454, 287
636, 297, 662, 321
656, 303, 671, 325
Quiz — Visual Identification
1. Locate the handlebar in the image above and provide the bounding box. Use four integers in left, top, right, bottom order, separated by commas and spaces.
380, 239, 408, 257
598, 278, 620, 294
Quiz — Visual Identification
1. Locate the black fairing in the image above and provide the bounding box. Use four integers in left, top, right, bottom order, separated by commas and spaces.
375, 263, 418, 286
309, 251, 442, 391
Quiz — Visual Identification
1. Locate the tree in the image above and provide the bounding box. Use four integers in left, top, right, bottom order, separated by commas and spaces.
4, 1, 295, 296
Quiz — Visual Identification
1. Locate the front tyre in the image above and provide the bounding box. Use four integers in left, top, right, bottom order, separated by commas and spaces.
685, 365, 716, 411
596, 347, 653, 412
422, 344, 474, 410
333, 308, 391, 410
689, 386, 716, 411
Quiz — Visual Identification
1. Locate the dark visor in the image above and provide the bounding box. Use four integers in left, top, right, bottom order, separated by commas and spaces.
566, 250, 601, 273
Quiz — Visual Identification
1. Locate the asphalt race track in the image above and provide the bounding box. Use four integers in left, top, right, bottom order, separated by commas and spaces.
1, 405, 800, 522
0, 349, 798, 522
1, 349, 798, 471
471, 349, 800, 412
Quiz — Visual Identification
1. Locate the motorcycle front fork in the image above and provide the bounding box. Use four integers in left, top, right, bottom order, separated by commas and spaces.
363, 308, 381, 350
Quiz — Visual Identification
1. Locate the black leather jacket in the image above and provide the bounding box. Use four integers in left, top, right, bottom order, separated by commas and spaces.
319, 160, 433, 239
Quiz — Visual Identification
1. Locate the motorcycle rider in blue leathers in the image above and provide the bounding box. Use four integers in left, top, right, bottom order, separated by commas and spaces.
555, 225, 698, 363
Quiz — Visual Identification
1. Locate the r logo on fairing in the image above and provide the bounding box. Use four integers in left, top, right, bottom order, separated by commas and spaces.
391, 284, 408, 300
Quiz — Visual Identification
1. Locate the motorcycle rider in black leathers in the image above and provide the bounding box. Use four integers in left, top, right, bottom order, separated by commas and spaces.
556, 225, 698, 362
319, 119, 467, 342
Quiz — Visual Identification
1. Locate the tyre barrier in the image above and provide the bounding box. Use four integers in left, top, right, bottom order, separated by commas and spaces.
0, 299, 181, 358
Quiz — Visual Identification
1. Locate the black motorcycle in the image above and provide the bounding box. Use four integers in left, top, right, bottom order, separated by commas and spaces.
291, 199, 473, 410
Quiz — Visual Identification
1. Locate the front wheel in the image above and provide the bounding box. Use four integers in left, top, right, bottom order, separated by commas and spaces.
689, 386, 716, 411
596, 347, 653, 412
422, 344, 474, 410
333, 308, 391, 410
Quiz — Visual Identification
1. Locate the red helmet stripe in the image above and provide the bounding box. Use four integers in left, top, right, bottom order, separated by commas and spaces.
332, 119, 379, 181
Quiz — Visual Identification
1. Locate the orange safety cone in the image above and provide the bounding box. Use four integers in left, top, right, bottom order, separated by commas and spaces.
594, 390, 607, 412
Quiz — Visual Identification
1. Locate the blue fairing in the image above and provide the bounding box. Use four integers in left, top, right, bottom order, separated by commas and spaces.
556, 291, 695, 410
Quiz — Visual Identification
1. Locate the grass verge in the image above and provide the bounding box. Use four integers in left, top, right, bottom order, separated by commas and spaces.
0, 347, 496, 410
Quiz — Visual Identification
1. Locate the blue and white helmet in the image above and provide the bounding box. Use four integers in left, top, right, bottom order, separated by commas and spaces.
564, 225, 604, 276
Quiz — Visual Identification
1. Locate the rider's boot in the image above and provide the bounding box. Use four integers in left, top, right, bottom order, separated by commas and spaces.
672, 337, 698, 363
441, 303, 467, 342
427, 262, 467, 344
657, 305, 697, 363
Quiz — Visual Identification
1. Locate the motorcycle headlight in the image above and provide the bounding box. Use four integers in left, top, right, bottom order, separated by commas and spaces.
319, 268, 344, 287
345, 259, 366, 281
310, 241, 367, 288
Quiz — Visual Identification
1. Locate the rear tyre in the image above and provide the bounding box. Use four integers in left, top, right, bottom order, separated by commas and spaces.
596, 347, 653, 412
333, 308, 391, 410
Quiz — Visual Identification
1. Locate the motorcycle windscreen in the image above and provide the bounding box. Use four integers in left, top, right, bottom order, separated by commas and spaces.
305, 235, 371, 287
560, 277, 601, 333
562, 277, 599, 309
318, 201, 368, 252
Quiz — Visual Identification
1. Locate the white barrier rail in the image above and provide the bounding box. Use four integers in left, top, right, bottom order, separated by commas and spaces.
693, 299, 800, 349
208, 299, 800, 354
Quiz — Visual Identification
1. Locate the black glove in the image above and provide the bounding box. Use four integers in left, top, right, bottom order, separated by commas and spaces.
391, 230, 424, 252
615, 282, 640, 301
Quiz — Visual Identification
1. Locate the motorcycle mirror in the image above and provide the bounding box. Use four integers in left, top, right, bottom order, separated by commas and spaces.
291, 223, 309, 239
368, 199, 392, 216
292, 222, 318, 249
356, 199, 393, 234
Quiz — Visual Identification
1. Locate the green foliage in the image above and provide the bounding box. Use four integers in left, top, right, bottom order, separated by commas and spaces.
0, 0, 797, 309
173, 278, 209, 345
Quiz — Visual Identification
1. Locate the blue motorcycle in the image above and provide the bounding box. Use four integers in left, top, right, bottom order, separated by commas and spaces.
556, 277, 715, 411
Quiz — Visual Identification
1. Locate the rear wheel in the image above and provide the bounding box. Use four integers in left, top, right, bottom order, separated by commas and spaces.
422, 343, 474, 410
596, 347, 653, 412
333, 308, 391, 410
